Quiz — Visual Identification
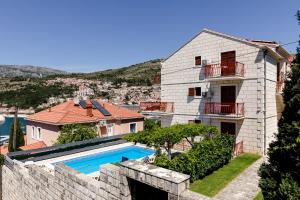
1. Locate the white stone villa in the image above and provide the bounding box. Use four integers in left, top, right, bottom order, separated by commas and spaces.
153, 28, 292, 154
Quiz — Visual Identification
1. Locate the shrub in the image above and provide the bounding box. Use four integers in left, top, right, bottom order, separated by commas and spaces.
0, 154, 4, 165
155, 135, 234, 181
57, 124, 97, 144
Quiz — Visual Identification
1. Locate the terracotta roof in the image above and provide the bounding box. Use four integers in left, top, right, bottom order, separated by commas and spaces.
20, 141, 47, 151
26, 100, 143, 125
0, 145, 8, 155
19, 141, 47, 151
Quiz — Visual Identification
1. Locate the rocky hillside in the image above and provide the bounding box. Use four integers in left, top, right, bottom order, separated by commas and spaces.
0, 65, 67, 77
52, 59, 162, 86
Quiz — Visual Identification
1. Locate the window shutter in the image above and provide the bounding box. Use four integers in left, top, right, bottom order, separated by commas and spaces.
188, 88, 195, 96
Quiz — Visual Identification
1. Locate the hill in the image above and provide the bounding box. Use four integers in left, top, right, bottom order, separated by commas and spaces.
50, 59, 162, 86
0, 65, 67, 77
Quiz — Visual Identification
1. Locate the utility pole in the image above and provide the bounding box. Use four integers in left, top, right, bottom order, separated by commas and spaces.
12, 106, 18, 151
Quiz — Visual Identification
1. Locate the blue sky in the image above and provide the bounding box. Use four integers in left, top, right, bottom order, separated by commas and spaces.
0, 0, 299, 72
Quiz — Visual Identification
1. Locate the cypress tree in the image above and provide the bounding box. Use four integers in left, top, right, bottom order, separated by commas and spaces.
8, 118, 25, 152
258, 11, 300, 199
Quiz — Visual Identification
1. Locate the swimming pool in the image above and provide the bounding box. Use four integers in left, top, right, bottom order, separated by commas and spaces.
57, 145, 155, 174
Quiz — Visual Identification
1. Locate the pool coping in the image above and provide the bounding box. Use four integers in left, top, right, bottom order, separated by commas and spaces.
33, 142, 155, 177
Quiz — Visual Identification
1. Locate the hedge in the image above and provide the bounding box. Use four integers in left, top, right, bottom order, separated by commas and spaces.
155, 134, 234, 181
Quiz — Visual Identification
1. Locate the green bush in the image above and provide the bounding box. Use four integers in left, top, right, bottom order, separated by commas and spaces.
155, 135, 234, 181
0, 154, 4, 165
56, 124, 98, 144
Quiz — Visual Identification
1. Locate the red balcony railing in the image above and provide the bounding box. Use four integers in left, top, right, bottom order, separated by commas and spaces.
276, 72, 284, 93
205, 102, 245, 116
140, 102, 174, 113
205, 62, 245, 78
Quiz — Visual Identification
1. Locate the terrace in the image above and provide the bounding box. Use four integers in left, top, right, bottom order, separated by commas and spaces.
204, 102, 245, 120
204, 62, 245, 81
140, 101, 174, 114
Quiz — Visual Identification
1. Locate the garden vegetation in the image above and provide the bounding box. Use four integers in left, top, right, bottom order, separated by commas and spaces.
56, 124, 98, 144
124, 123, 234, 181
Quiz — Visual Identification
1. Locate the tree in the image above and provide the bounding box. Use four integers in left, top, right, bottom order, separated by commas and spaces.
258, 11, 300, 200
144, 118, 161, 131
8, 118, 25, 152
178, 123, 219, 146
56, 124, 97, 144
124, 123, 219, 159
151, 125, 183, 159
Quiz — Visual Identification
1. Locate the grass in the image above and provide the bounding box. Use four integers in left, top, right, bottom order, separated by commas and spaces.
254, 191, 263, 200
190, 153, 261, 197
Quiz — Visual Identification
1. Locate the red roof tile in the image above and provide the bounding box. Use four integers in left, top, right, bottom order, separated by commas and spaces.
19, 141, 47, 151
26, 100, 143, 125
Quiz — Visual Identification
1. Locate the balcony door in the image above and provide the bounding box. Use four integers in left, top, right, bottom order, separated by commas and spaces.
221, 86, 236, 114
221, 51, 236, 76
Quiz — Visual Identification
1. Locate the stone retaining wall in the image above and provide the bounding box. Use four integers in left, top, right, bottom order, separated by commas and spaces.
1, 158, 207, 200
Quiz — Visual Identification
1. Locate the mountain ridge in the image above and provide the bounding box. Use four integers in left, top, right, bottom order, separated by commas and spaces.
0, 65, 67, 77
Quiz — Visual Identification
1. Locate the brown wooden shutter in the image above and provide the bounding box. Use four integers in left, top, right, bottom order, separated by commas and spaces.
188, 88, 195, 96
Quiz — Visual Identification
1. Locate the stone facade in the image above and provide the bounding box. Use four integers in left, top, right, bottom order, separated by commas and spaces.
1, 157, 207, 200
161, 28, 291, 154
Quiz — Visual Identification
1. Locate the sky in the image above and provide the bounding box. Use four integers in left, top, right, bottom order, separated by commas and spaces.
0, 0, 299, 72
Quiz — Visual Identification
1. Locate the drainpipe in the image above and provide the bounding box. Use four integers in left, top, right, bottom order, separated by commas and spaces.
263, 50, 267, 155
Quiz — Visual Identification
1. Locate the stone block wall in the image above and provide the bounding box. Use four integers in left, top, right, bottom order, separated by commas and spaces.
1, 158, 124, 200
1, 158, 207, 200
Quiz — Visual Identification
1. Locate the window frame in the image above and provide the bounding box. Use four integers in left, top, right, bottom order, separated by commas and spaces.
195, 87, 201, 96
129, 123, 137, 133
37, 127, 42, 140
195, 56, 202, 66
31, 126, 35, 139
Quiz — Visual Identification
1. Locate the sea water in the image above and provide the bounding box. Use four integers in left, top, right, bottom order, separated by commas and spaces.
0, 116, 26, 136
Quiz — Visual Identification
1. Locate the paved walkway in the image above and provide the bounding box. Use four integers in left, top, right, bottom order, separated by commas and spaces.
214, 157, 264, 200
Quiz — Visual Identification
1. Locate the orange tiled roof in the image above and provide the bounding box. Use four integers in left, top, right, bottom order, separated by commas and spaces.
19, 141, 47, 151
0, 145, 8, 155
26, 100, 143, 125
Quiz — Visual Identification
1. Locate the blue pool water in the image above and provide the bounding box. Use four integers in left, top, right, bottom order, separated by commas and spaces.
59, 146, 155, 174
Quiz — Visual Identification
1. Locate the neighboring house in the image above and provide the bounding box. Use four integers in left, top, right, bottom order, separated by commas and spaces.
74, 85, 95, 97
26, 99, 144, 146
153, 28, 292, 155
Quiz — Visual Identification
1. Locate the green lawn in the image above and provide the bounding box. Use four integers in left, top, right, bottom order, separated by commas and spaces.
254, 191, 263, 200
190, 153, 261, 197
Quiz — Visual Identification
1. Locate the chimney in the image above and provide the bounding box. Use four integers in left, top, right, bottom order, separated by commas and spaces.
48, 107, 51, 112
86, 100, 93, 117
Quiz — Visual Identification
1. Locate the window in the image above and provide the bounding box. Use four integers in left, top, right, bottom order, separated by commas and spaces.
195, 119, 201, 124
107, 124, 114, 136
188, 87, 201, 96
188, 88, 195, 96
195, 56, 201, 65
195, 87, 201, 96
37, 128, 42, 140
130, 123, 137, 133
188, 120, 201, 124
31, 127, 35, 139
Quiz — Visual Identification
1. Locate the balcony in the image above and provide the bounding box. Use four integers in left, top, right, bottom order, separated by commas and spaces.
204, 102, 245, 119
204, 62, 245, 81
276, 72, 284, 94
140, 102, 174, 114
